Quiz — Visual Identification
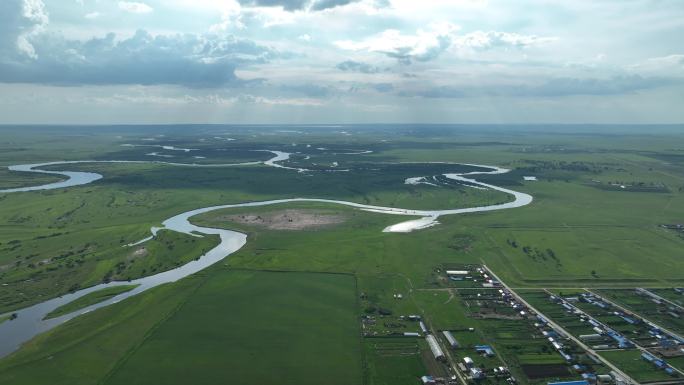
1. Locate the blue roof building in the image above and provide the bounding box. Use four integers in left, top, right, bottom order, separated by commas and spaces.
607, 330, 633, 348
547, 381, 589, 385
474, 345, 495, 357
581, 373, 597, 381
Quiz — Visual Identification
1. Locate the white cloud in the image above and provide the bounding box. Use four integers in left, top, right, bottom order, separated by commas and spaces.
91, 93, 238, 106
455, 31, 557, 50
335, 22, 459, 63
629, 54, 684, 75
0, 0, 49, 59
0, 29, 284, 87
1, 0, 684, 124
240, 94, 325, 106
208, 1, 244, 31
118, 1, 153, 14
336, 23, 557, 63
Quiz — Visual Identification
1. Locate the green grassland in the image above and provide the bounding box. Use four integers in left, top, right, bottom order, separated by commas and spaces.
44, 285, 139, 319
0, 275, 203, 385
668, 356, 684, 373
0, 269, 361, 385
0, 224, 219, 313
0, 169, 64, 190
1, 125, 684, 384
103, 270, 361, 385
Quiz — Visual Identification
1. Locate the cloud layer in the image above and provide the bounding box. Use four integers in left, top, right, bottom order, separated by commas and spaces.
237, 0, 362, 11
0, 30, 282, 87
0, 0, 683, 123
0, 0, 48, 58
0, 0, 283, 87
401, 75, 676, 99
335, 23, 556, 63
118, 2, 154, 14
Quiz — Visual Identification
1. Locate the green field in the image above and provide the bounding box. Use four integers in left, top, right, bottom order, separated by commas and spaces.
103, 270, 361, 385
0, 269, 361, 385
2, 125, 684, 384
44, 285, 139, 319
0, 276, 202, 385
363, 338, 427, 385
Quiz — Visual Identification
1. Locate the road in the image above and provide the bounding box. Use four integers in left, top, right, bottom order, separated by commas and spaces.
481, 264, 640, 385
583, 289, 684, 378
422, 317, 468, 385
585, 289, 684, 342
637, 288, 684, 312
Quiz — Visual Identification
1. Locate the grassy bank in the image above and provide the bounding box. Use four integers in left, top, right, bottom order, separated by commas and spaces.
44, 285, 139, 320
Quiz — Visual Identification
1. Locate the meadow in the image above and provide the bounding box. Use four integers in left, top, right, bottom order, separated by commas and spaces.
44, 285, 139, 319
1, 124, 684, 384
103, 269, 361, 385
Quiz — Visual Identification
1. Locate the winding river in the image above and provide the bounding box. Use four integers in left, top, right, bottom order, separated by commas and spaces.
0, 151, 532, 357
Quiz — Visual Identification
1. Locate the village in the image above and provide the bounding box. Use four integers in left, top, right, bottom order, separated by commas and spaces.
360, 265, 683, 385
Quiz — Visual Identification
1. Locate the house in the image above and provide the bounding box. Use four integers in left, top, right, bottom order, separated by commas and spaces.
579, 334, 603, 341
442, 330, 459, 349
419, 321, 428, 334
446, 270, 469, 276
426, 335, 445, 361
475, 345, 495, 357
470, 368, 485, 380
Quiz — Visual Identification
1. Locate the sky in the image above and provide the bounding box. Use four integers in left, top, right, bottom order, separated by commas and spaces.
0, 0, 683, 124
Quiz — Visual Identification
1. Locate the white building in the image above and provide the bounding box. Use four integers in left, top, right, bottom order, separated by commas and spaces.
426, 335, 445, 361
